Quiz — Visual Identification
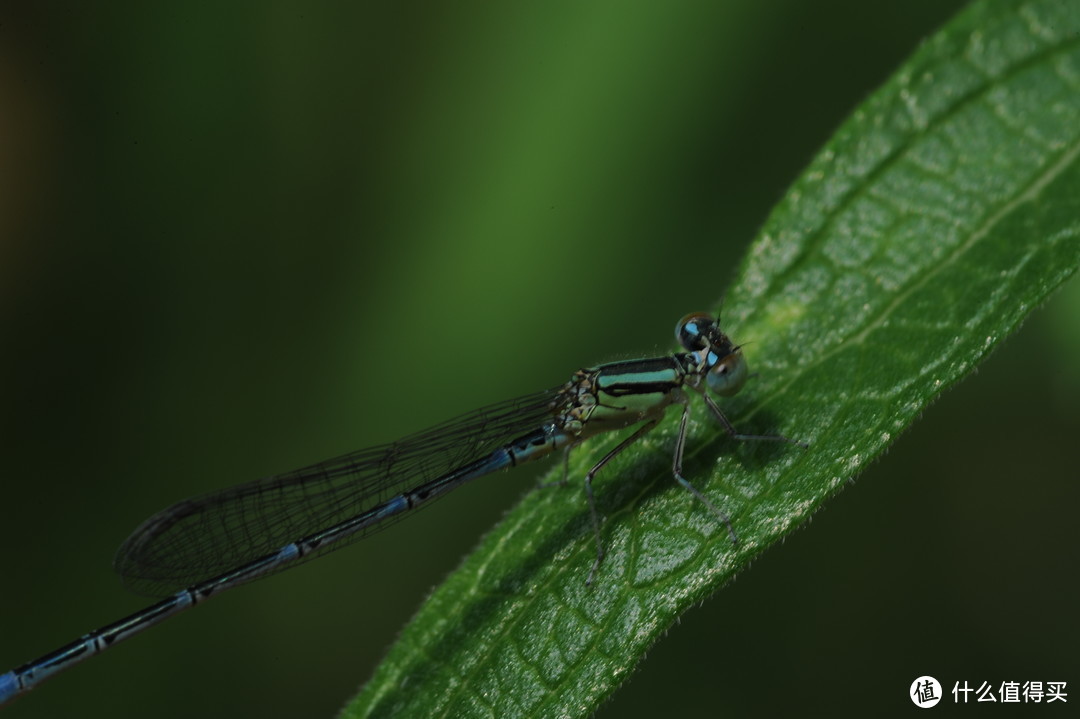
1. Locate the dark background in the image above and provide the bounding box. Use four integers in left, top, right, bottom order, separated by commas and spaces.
1, 2, 1076, 717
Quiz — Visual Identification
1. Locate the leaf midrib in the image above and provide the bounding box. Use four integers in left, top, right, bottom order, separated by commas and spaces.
760, 31, 1080, 301
742, 120, 1080, 430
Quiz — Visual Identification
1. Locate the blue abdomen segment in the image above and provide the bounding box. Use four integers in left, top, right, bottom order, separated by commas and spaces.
1, 671, 18, 704
399, 426, 568, 508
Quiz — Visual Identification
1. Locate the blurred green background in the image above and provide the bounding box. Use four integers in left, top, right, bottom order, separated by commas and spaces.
2, 2, 1077, 717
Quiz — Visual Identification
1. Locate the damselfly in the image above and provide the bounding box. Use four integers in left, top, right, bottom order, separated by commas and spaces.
0, 312, 804, 706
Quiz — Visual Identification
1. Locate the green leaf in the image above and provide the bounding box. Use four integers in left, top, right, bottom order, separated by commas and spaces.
344, 1, 1080, 716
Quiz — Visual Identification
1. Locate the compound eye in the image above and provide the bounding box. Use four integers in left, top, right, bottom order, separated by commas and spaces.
676, 312, 717, 351
707, 352, 748, 397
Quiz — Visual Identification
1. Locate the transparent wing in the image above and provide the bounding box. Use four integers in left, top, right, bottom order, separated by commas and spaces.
114, 388, 562, 597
